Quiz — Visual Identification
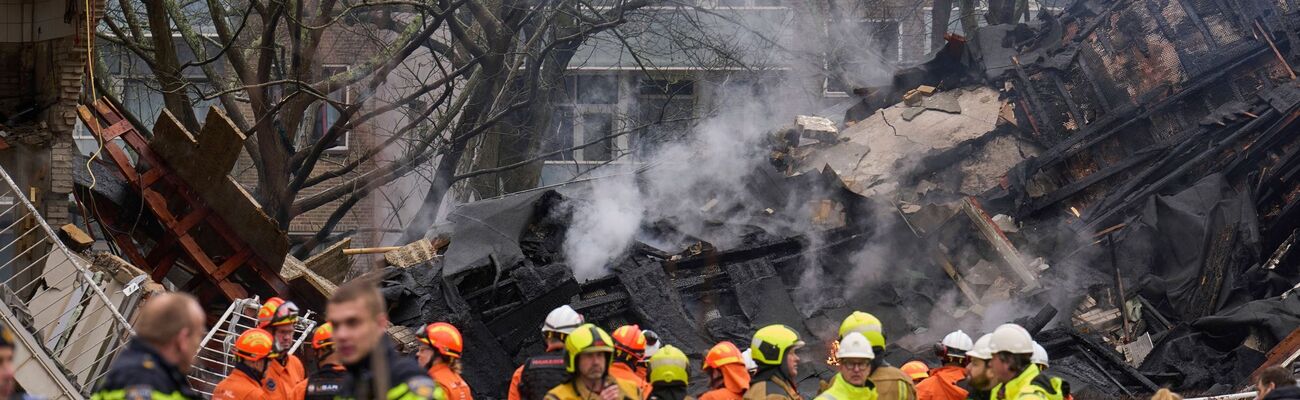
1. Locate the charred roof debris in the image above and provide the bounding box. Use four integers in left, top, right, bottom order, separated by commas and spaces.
43, 0, 1300, 396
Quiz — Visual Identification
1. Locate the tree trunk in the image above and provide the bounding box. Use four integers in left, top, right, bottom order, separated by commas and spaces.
932, 0, 953, 51
141, 0, 201, 131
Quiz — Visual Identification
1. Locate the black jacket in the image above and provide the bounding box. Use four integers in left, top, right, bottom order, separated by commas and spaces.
338, 337, 440, 400
519, 352, 570, 400
649, 383, 692, 400
305, 364, 349, 400
90, 339, 202, 400
1265, 385, 1300, 400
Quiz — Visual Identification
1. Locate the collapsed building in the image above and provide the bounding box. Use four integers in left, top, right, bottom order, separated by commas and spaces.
8, 0, 1299, 396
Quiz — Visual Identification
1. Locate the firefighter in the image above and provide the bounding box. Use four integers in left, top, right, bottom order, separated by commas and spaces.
700, 342, 750, 400
91, 293, 206, 400
815, 332, 878, 400
986, 324, 1055, 400
298, 323, 348, 400
327, 279, 443, 400
213, 329, 276, 400
611, 325, 653, 399
257, 297, 306, 400
510, 305, 584, 400
1029, 344, 1046, 372
647, 345, 692, 400
543, 324, 643, 400
901, 362, 929, 384
744, 324, 803, 400
418, 322, 473, 400
964, 335, 994, 400
916, 330, 973, 400
840, 312, 916, 400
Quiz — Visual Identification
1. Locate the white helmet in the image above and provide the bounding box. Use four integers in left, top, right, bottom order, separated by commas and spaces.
542, 305, 584, 334
837, 332, 876, 360
1031, 342, 1049, 367
988, 324, 1035, 355
967, 334, 994, 360
741, 348, 758, 371
942, 330, 974, 357
643, 330, 662, 358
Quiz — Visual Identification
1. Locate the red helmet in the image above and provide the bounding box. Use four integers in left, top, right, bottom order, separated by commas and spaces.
611, 325, 646, 358
418, 322, 463, 359
311, 323, 334, 350
234, 329, 274, 362
257, 297, 300, 328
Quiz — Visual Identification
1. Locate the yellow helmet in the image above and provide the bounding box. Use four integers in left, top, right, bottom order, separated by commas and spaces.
649, 345, 689, 385
564, 324, 615, 373
839, 311, 885, 349
750, 325, 804, 366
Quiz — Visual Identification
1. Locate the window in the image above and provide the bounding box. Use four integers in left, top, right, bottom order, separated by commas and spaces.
545, 74, 623, 163
119, 78, 219, 130
308, 66, 351, 151
632, 78, 695, 158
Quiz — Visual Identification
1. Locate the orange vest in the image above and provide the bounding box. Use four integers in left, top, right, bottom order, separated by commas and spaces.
213, 368, 268, 400
610, 362, 652, 400
429, 363, 474, 400
509, 364, 525, 400
915, 366, 968, 400
265, 354, 306, 400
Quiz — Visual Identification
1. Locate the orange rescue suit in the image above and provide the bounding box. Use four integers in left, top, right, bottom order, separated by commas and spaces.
699, 363, 751, 400
213, 367, 268, 400
915, 365, 968, 400
264, 354, 306, 400
429, 363, 474, 400
610, 362, 652, 400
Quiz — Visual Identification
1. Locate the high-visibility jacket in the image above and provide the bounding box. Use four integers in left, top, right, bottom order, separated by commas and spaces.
429, 363, 474, 400
212, 365, 269, 400
1026, 374, 1070, 400
265, 354, 306, 400
743, 368, 801, 400
916, 365, 967, 400
511, 352, 570, 400
337, 338, 445, 400
89, 339, 202, 400
870, 365, 917, 400
990, 365, 1049, 400
699, 364, 750, 400
543, 377, 644, 400
814, 373, 878, 400
610, 362, 652, 400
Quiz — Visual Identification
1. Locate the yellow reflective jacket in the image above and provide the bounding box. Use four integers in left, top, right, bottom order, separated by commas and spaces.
543, 376, 644, 400
869, 366, 916, 400
990, 365, 1049, 400
815, 373, 878, 400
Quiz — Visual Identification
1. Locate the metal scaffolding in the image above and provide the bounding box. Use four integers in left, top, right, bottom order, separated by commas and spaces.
186, 297, 316, 398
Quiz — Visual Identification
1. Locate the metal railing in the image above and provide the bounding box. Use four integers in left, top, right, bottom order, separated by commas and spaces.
0, 166, 139, 399
187, 297, 316, 398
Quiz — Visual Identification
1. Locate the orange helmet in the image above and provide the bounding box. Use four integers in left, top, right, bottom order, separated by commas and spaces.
257, 297, 300, 328
311, 322, 334, 350
901, 360, 930, 381
611, 325, 646, 357
417, 322, 463, 359
704, 341, 745, 370
234, 329, 274, 362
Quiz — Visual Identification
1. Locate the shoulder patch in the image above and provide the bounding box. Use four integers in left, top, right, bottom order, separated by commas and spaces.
267, 378, 277, 391
141, 359, 155, 370
407, 376, 440, 400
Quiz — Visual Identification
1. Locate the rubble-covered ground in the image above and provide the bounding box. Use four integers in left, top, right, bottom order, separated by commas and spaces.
350, 0, 1300, 395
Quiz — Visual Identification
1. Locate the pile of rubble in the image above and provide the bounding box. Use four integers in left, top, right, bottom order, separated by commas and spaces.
64, 0, 1300, 395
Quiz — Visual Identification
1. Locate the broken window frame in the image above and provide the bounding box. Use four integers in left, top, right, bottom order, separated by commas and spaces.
631, 76, 697, 159
543, 72, 628, 165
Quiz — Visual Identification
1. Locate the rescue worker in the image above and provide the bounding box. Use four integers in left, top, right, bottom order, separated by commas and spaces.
91, 292, 205, 400
700, 342, 750, 400
611, 325, 653, 399
543, 323, 643, 400
744, 324, 803, 400
418, 322, 473, 400
641, 330, 662, 381
840, 312, 916, 400
964, 335, 995, 400
510, 305, 584, 400
257, 297, 306, 400
212, 329, 276, 400
298, 323, 347, 400
1255, 366, 1300, 400
815, 332, 878, 400
647, 345, 692, 400
327, 279, 443, 400
0, 320, 38, 400
901, 362, 929, 384
916, 330, 973, 400
1027, 343, 1068, 400
986, 324, 1058, 400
